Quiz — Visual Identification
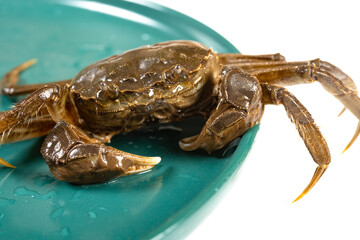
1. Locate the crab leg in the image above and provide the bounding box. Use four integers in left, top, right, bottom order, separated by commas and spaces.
1, 59, 71, 96
0, 157, 16, 168
41, 121, 161, 184
0, 116, 55, 145
218, 53, 286, 64
221, 56, 358, 117
262, 84, 330, 202
237, 60, 357, 93
0, 116, 55, 168
0, 83, 78, 167
245, 59, 360, 151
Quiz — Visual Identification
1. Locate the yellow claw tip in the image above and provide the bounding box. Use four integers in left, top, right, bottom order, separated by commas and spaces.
342, 121, 360, 154
292, 165, 328, 203
292, 194, 304, 203
27, 58, 38, 64
341, 147, 349, 155
338, 107, 346, 117
17, 59, 38, 72
0, 157, 16, 168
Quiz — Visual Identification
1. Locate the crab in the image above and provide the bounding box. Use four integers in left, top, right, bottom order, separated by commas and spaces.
1, 40, 359, 202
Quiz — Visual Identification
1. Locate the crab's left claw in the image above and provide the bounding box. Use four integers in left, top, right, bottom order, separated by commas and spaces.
41, 121, 161, 184
0, 157, 16, 168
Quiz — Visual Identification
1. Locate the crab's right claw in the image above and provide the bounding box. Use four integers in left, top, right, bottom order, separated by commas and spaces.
0, 157, 16, 168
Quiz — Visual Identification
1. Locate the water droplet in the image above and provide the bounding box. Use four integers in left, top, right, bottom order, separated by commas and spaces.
0, 213, 5, 219
14, 186, 57, 200
50, 207, 65, 219
97, 207, 108, 211
141, 33, 150, 41
122, 208, 129, 213
32, 175, 55, 186
0, 197, 15, 206
0, 190, 3, 194
70, 189, 84, 202
88, 211, 97, 219
61, 227, 70, 237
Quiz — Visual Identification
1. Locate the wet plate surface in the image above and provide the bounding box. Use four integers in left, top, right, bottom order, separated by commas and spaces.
0, 0, 258, 239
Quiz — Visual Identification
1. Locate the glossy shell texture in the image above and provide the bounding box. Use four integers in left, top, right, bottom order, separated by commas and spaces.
71, 41, 214, 101
70, 41, 220, 132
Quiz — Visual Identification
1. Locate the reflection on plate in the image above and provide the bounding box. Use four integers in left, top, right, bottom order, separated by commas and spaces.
0, 0, 258, 239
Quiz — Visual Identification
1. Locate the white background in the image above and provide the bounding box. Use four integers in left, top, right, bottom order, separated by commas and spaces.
151, 1, 360, 239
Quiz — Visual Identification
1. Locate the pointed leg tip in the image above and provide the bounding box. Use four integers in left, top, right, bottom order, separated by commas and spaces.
342, 121, 360, 154
341, 147, 349, 154
292, 194, 304, 203
292, 165, 328, 203
0, 157, 16, 168
338, 107, 346, 117
28, 58, 38, 64
20, 59, 37, 68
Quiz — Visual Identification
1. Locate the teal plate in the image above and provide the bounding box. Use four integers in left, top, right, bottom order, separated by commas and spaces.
0, 0, 259, 239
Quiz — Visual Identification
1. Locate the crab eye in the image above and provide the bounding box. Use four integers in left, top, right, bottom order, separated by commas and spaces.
96, 82, 119, 102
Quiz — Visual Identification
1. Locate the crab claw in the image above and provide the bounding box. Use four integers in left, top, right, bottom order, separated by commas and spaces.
44, 144, 161, 185
0, 157, 16, 168
293, 165, 328, 203
122, 152, 162, 176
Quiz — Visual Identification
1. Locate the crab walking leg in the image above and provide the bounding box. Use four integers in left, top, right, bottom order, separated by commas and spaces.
40, 121, 161, 184
248, 59, 360, 151
0, 157, 16, 168
218, 53, 286, 64
0, 117, 55, 168
223, 58, 358, 118
0, 117, 55, 145
0, 84, 77, 133
237, 60, 358, 94
238, 60, 357, 117
1, 59, 71, 96
262, 84, 330, 202
0, 84, 78, 167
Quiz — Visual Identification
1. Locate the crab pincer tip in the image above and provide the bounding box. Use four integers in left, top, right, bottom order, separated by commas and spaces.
0, 157, 16, 168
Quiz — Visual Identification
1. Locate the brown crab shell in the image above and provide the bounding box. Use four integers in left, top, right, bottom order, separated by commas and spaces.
69, 41, 221, 132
